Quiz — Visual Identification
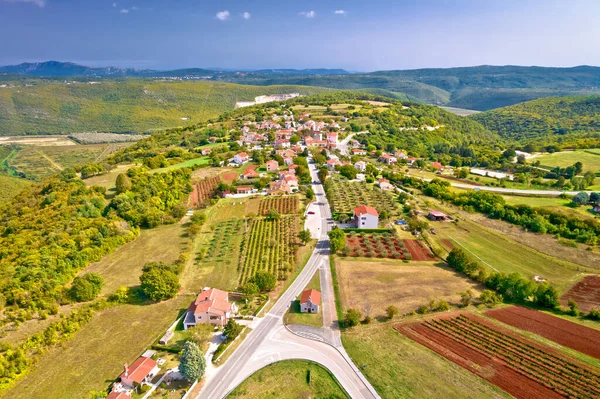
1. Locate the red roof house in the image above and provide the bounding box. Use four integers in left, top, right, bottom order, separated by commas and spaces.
120, 357, 160, 388
184, 288, 237, 329
300, 289, 321, 313
354, 205, 379, 229
107, 392, 132, 399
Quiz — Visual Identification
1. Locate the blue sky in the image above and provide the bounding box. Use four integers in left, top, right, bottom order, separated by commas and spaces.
1, 0, 599, 71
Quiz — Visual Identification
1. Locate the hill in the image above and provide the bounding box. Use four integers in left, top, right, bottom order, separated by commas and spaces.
0, 79, 330, 135
471, 95, 600, 147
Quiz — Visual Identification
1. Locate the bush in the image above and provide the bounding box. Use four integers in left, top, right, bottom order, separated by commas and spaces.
567, 299, 580, 316
416, 305, 428, 314
386, 305, 399, 319
140, 267, 180, 301
70, 273, 104, 302
586, 308, 600, 321
249, 271, 277, 292
344, 308, 362, 327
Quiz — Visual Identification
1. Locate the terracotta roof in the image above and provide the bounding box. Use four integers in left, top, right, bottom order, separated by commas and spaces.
236, 152, 248, 157
431, 162, 444, 169
107, 392, 132, 399
300, 289, 321, 305
354, 205, 379, 217
429, 211, 447, 217
188, 288, 232, 318
266, 160, 278, 166
120, 357, 158, 384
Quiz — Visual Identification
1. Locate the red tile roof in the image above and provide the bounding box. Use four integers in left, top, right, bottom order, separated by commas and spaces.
120, 357, 158, 384
354, 205, 379, 217
188, 288, 232, 318
431, 162, 444, 169
300, 289, 321, 305
107, 392, 132, 399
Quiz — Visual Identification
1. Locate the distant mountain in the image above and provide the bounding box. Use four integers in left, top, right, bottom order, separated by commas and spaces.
253, 68, 350, 75
0, 61, 141, 77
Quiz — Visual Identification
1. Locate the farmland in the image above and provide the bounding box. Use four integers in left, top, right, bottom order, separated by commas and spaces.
239, 216, 299, 285
202, 219, 244, 264
396, 313, 600, 399
258, 196, 299, 215
534, 150, 600, 172
228, 360, 349, 399
343, 231, 410, 259
153, 156, 211, 173
324, 179, 397, 215
486, 306, 600, 359
559, 276, 600, 312
335, 258, 482, 317
189, 176, 220, 207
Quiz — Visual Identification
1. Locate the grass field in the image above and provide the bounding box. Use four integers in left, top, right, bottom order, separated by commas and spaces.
342, 325, 510, 399
336, 258, 482, 318
152, 156, 211, 173
228, 360, 349, 399
284, 270, 322, 328
83, 163, 135, 197
534, 150, 600, 172
500, 194, 597, 219
0, 174, 33, 205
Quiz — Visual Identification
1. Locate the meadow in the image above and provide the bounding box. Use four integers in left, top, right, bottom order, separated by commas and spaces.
534, 149, 600, 172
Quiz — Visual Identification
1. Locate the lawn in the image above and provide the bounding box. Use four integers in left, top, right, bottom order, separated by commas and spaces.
227, 360, 349, 399
0, 174, 33, 205
335, 258, 482, 318
534, 150, 600, 172
342, 325, 510, 399
152, 156, 211, 173
284, 270, 323, 328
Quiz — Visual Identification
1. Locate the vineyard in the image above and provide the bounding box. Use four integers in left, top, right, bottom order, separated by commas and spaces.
258, 196, 300, 215
343, 232, 410, 259
239, 216, 299, 284
397, 313, 600, 399
203, 219, 245, 265
324, 179, 397, 215
189, 176, 220, 207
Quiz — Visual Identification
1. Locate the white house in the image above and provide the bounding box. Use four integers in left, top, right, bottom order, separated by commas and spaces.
378, 178, 392, 191
354, 205, 379, 229
379, 154, 397, 165
233, 152, 249, 165
183, 288, 238, 329
300, 289, 321, 313
354, 161, 367, 172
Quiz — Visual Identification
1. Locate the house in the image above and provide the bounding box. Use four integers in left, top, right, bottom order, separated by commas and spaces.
119, 357, 160, 388
352, 148, 367, 156
329, 121, 340, 129
300, 289, 321, 313
407, 157, 419, 166
428, 211, 450, 221
107, 392, 132, 399
233, 152, 249, 165
354, 161, 367, 172
236, 186, 253, 195
266, 159, 279, 171
379, 154, 397, 165
354, 205, 379, 229
326, 159, 340, 170
431, 162, 444, 171
183, 288, 238, 329
240, 167, 259, 180
279, 171, 299, 190
283, 156, 294, 166
274, 139, 291, 149
395, 151, 408, 160
201, 148, 212, 156
378, 178, 392, 191
288, 164, 298, 174
268, 179, 293, 195
327, 132, 338, 144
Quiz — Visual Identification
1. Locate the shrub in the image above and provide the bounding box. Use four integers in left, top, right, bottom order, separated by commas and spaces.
386, 305, 399, 319
586, 308, 600, 321
70, 273, 104, 302
344, 308, 362, 327
179, 341, 206, 382
416, 305, 428, 314
140, 267, 180, 301
249, 271, 277, 292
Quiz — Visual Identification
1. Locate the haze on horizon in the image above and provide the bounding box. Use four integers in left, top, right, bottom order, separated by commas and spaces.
1, 0, 600, 71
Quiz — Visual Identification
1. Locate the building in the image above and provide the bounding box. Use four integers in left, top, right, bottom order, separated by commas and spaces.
119, 357, 160, 388
107, 392, 132, 399
354, 205, 379, 229
236, 186, 253, 195
431, 162, 444, 171
326, 159, 339, 170
428, 211, 450, 221
288, 164, 298, 174
395, 151, 408, 159
300, 289, 321, 313
240, 167, 259, 180
354, 161, 367, 172
274, 139, 291, 149
201, 148, 212, 156
183, 288, 237, 329
379, 154, 397, 165
352, 148, 367, 156
266, 159, 279, 171
233, 152, 249, 164
378, 178, 392, 191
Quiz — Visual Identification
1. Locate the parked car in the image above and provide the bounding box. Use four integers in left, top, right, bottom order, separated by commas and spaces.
307, 211, 315, 215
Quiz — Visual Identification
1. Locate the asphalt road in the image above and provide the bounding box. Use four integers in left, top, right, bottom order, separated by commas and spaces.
420, 177, 591, 196
197, 161, 379, 399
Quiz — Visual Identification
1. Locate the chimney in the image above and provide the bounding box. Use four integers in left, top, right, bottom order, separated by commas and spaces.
123, 363, 129, 378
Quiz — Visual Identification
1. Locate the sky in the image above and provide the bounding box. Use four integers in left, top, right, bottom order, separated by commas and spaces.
1, 0, 600, 71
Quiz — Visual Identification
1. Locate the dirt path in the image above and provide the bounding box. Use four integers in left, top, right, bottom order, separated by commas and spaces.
35, 150, 64, 171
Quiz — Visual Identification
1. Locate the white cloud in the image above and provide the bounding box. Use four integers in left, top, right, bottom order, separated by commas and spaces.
299, 10, 315, 18
242, 11, 250, 20
112, 2, 116, 7
120, 8, 128, 13
216, 10, 230, 21
131, 6, 137, 10
1, 0, 46, 7
334, 10, 346, 15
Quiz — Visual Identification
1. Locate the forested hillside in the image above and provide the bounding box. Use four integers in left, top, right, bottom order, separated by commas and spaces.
0, 79, 329, 135
472, 96, 600, 148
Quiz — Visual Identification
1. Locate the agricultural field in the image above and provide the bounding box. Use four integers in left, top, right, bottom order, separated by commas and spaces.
335, 258, 482, 318
228, 360, 349, 399
501, 194, 598, 220
343, 232, 410, 259
83, 163, 134, 196
560, 276, 600, 312
342, 326, 511, 399
324, 179, 397, 215
202, 219, 244, 263
534, 150, 600, 172
189, 176, 220, 207
153, 156, 211, 173
396, 312, 600, 399
258, 196, 299, 215
284, 270, 322, 328
0, 174, 33, 205
486, 306, 600, 359
239, 216, 299, 285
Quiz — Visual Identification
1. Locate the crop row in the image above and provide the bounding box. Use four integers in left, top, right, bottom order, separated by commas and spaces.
259, 196, 299, 215
324, 179, 396, 214
204, 219, 244, 262
344, 233, 409, 259
423, 315, 600, 398
190, 176, 220, 207
238, 216, 299, 285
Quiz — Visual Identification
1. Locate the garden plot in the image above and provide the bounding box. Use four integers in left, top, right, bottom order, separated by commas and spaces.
343, 232, 410, 259
258, 196, 299, 215
324, 180, 397, 215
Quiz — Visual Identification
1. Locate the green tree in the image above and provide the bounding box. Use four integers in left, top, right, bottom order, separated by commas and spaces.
572, 192, 589, 206
567, 299, 580, 316
339, 165, 358, 180
459, 290, 473, 307
115, 173, 132, 194
328, 228, 346, 254
480, 290, 502, 307
386, 305, 399, 320
249, 271, 277, 292
266, 209, 280, 220
139, 267, 180, 301
344, 308, 362, 327
186, 324, 214, 347
223, 318, 243, 339
70, 273, 104, 302
317, 168, 328, 183
298, 229, 312, 245
179, 341, 206, 382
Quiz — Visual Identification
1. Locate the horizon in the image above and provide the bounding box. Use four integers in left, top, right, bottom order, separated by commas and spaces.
2, 0, 600, 70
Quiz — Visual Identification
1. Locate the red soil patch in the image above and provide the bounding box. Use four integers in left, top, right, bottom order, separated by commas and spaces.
344, 235, 409, 259
396, 312, 600, 399
403, 239, 435, 261
560, 276, 600, 312
188, 176, 220, 207
486, 306, 600, 359
221, 172, 238, 181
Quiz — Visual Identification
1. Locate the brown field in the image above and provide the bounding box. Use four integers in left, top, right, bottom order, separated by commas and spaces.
188, 176, 220, 208
335, 258, 482, 318
396, 312, 600, 399
403, 239, 435, 261
191, 166, 233, 180
560, 276, 600, 312
487, 306, 600, 359
222, 171, 238, 181
344, 233, 410, 259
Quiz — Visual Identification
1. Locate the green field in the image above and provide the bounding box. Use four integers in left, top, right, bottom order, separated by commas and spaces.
342, 325, 510, 399
500, 194, 598, 219
284, 270, 322, 328
228, 360, 349, 399
153, 156, 211, 173
534, 150, 600, 172
0, 174, 33, 205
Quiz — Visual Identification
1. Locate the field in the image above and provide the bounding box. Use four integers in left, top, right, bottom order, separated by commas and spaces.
486, 306, 600, 359
396, 312, 600, 399
343, 232, 410, 259
501, 194, 597, 219
335, 258, 482, 318
559, 276, 600, 312
153, 156, 211, 173
239, 216, 299, 284
83, 163, 134, 197
284, 271, 322, 328
258, 196, 299, 215
534, 150, 600, 172
228, 360, 349, 399
342, 326, 510, 399
0, 174, 33, 205
189, 176, 221, 207
324, 180, 397, 215
202, 219, 244, 265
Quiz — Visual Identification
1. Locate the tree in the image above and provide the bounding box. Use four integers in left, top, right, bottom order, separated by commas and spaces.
567, 299, 580, 317
386, 305, 399, 320
186, 324, 214, 347
223, 318, 243, 339
534, 283, 559, 309
115, 173, 132, 194
328, 228, 346, 254
459, 290, 473, 307
298, 229, 312, 245
249, 271, 277, 292
317, 168, 328, 183
571, 192, 589, 207
140, 267, 180, 301
339, 165, 358, 180
70, 273, 104, 302
305, 187, 315, 200
179, 341, 206, 382
590, 192, 600, 204
344, 308, 362, 327
266, 209, 280, 220
480, 290, 502, 307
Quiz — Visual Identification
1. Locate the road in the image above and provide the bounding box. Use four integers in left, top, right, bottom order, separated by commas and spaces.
337, 131, 367, 156
197, 161, 379, 399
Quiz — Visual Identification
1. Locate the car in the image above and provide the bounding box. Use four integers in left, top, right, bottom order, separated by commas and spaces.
307, 211, 315, 215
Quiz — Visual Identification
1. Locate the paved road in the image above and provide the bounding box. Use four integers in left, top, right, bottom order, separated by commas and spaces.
337, 131, 367, 156
197, 162, 379, 399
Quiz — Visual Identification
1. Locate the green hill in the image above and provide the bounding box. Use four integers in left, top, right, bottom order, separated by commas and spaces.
471, 95, 600, 147
0, 79, 331, 135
